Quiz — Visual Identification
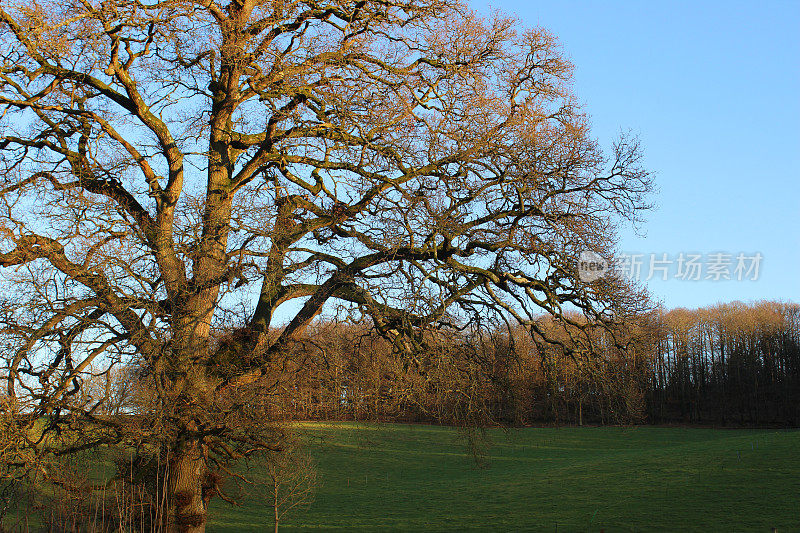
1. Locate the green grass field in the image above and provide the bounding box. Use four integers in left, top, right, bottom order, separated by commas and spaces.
209, 423, 800, 532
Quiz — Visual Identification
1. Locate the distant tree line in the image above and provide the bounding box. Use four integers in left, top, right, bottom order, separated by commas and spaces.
642, 301, 800, 425
246, 301, 798, 427
66, 300, 796, 429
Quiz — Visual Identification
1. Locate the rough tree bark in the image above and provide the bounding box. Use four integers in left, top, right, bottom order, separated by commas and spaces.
167, 442, 209, 533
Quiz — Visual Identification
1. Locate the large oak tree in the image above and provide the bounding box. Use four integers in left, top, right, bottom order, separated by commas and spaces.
0, 0, 650, 530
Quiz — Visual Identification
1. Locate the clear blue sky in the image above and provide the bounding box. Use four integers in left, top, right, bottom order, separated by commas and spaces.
471, 0, 800, 309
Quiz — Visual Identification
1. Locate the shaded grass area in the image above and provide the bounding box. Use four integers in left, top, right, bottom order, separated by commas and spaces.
210, 423, 799, 532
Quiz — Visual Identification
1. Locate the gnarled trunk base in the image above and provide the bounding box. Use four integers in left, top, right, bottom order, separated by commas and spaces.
166, 443, 208, 533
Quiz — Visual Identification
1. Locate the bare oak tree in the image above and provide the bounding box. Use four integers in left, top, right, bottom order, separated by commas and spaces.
263, 436, 316, 533
0, 0, 651, 530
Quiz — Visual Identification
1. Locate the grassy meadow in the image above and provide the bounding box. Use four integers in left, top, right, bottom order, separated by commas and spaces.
209, 423, 800, 532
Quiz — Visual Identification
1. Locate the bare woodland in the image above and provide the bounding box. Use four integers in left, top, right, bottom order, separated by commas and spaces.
0, 0, 657, 530
228, 300, 798, 428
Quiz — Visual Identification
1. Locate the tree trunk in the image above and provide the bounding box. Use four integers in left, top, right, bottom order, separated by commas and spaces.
273, 481, 280, 533
166, 442, 208, 533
